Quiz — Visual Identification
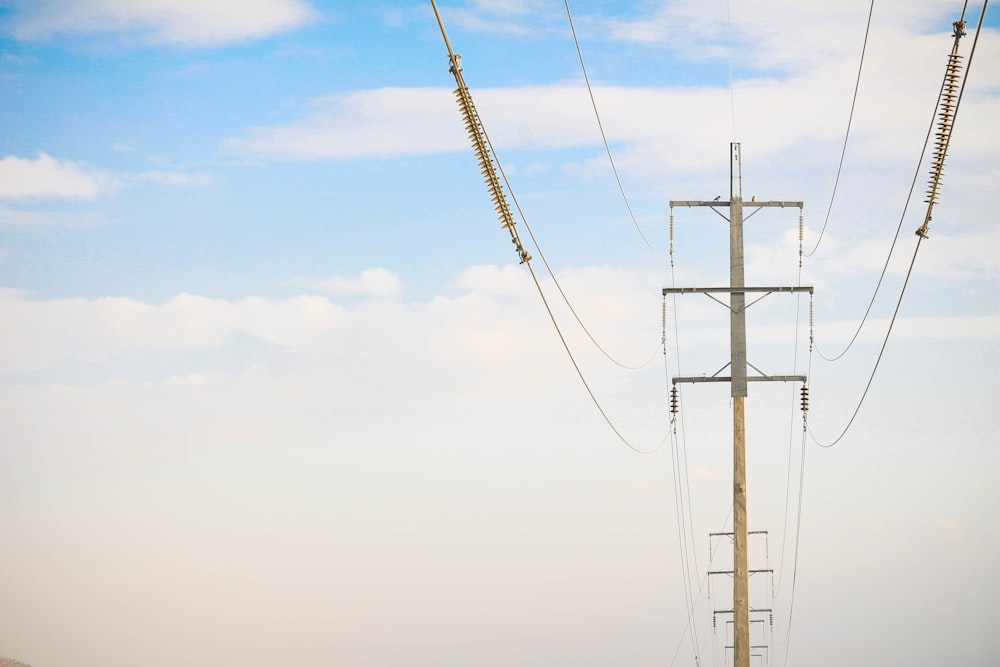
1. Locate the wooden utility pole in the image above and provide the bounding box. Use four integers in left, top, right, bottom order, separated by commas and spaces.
728, 144, 750, 667
665, 143, 809, 667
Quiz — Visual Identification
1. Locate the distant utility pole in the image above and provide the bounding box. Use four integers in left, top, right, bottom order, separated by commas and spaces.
665, 143, 810, 667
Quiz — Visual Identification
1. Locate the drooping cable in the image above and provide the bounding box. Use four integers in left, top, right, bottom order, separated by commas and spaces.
813, 4, 972, 363
804, 0, 874, 258
668, 507, 734, 667
668, 383, 703, 664
667, 206, 710, 664
522, 217, 664, 369
809, 3, 983, 449
777, 426, 808, 665
431, 0, 667, 454
563, 0, 668, 257
775, 214, 808, 597
665, 178, 711, 665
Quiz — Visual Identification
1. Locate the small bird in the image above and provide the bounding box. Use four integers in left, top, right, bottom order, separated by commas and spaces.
751, 195, 756, 202
713, 195, 721, 201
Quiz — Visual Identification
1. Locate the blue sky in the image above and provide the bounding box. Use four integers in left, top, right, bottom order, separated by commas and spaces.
1, 2, 998, 666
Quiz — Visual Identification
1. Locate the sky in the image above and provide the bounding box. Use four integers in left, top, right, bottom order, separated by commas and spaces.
0, 1, 998, 666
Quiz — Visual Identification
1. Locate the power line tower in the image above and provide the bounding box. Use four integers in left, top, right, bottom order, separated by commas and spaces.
665, 143, 810, 667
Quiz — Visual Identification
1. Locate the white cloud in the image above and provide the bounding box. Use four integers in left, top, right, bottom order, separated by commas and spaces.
3, 263, 994, 380
446, 0, 546, 36
6, 0, 317, 46
0, 290, 349, 373
222, 87, 470, 160
0, 152, 117, 199
213, 0, 1000, 175
600, 0, 958, 72
314, 268, 404, 298
221, 62, 997, 184
0, 153, 214, 219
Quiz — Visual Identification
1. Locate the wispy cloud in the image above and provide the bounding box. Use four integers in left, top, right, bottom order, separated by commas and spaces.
3, 263, 995, 378
4, 0, 317, 47
221, 61, 997, 177
314, 268, 404, 298
0, 153, 214, 215
0, 153, 117, 199
221, 87, 471, 160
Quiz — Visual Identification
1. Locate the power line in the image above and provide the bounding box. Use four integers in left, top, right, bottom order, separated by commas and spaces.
563, 0, 668, 257
778, 427, 808, 666
775, 215, 809, 598
431, 0, 668, 454
812, 24, 950, 363
809, 2, 985, 446
664, 159, 709, 664
669, 507, 734, 667
782, 10, 985, 658
517, 209, 663, 370
805, 0, 875, 259
499, 133, 669, 455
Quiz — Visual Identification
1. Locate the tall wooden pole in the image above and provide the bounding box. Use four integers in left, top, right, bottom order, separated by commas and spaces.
665, 144, 807, 666
729, 143, 750, 667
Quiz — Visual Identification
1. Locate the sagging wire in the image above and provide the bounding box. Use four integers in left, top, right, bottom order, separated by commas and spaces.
668, 507, 734, 667
665, 174, 708, 666
775, 219, 809, 599
431, 0, 667, 454
812, 3, 972, 363
809, 4, 983, 450
787, 22, 987, 661
563, 0, 668, 257
664, 285, 706, 666
805, 0, 875, 258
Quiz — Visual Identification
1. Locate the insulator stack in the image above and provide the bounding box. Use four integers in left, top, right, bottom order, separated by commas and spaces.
669, 209, 675, 257
662, 300, 668, 352
670, 386, 679, 414
924, 53, 963, 208
800, 385, 809, 413
453, 85, 532, 264
809, 296, 815, 349
798, 212, 804, 266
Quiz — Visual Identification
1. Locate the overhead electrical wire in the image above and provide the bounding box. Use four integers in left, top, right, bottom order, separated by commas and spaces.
775, 213, 808, 599
782, 4, 984, 653
664, 300, 707, 666
563, 0, 668, 257
804, 0, 875, 259
777, 428, 808, 666
668, 407, 704, 664
661, 139, 710, 666
497, 120, 669, 455
520, 214, 664, 370
812, 19, 953, 363
430, 0, 667, 455
668, 507, 734, 667
809, 1, 984, 449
